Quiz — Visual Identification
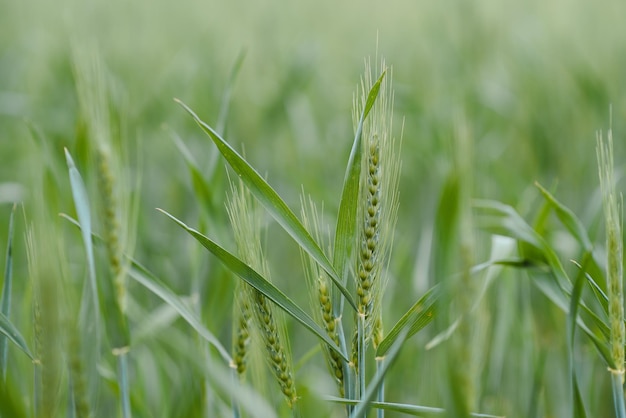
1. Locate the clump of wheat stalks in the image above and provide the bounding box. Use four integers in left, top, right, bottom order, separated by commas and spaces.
226, 181, 298, 409
351, 58, 400, 364
300, 196, 345, 397
597, 128, 624, 380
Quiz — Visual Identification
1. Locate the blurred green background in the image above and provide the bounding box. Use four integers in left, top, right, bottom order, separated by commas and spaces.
2, 0, 626, 416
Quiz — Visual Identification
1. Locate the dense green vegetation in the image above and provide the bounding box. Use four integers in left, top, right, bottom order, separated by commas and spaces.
2, 0, 626, 416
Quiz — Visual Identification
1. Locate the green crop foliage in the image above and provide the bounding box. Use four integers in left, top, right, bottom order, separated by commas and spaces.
1, 0, 626, 416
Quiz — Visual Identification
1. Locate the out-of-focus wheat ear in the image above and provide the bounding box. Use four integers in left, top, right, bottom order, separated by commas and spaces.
299, 194, 345, 397
26, 221, 63, 418
73, 47, 132, 417
597, 128, 626, 416
226, 180, 298, 409
232, 284, 253, 377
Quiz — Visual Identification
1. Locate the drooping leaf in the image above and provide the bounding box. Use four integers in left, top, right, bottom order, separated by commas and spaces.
127, 261, 232, 363
475, 200, 613, 367
159, 209, 348, 361
535, 182, 593, 251
175, 98, 357, 312
0, 311, 33, 360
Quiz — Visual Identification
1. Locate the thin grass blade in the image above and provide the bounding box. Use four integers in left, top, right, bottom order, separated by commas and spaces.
169, 130, 215, 212
158, 208, 348, 360
175, 98, 357, 312
376, 285, 438, 357
475, 199, 615, 367
326, 398, 503, 417
127, 261, 232, 363
332, 70, 386, 313
0, 311, 33, 360
349, 328, 407, 418
64, 149, 101, 339
535, 182, 593, 251
216, 49, 246, 136
567, 256, 589, 418
1, 204, 16, 379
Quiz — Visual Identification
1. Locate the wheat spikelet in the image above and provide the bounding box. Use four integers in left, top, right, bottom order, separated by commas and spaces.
299, 195, 345, 396
226, 181, 297, 407
232, 284, 253, 376
351, 57, 400, 367
597, 128, 625, 379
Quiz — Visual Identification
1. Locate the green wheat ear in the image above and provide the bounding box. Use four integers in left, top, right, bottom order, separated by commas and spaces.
232, 282, 253, 377
299, 195, 345, 397
226, 181, 298, 408
597, 128, 625, 380
351, 57, 401, 363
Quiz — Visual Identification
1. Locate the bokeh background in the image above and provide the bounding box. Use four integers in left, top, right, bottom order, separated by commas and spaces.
2, 0, 626, 416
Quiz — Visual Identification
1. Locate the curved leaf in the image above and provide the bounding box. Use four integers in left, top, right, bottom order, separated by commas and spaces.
376, 285, 438, 357
175, 99, 357, 312
159, 208, 348, 361
0, 311, 32, 360
127, 261, 232, 363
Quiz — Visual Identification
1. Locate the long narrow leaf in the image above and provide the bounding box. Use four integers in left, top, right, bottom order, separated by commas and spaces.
127, 261, 232, 363
533, 275, 614, 368
350, 329, 408, 418
64, 149, 101, 339
376, 285, 438, 357
332, 70, 386, 313
1, 204, 16, 379
175, 98, 357, 312
475, 200, 614, 367
0, 311, 32, 360
169, 130, 215, 213
159, 208, 348, 361
326, 398, 503, 417
535, 182, 593, 251
567, 256, 589, 418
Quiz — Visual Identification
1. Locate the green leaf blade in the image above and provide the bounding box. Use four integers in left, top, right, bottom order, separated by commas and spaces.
175, 99, 357, 312
376, 285, 439, 357
159, 209, 349, 361
128, 261, 232, 363
1, 205, 16, 378
0, 311, 33, 360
